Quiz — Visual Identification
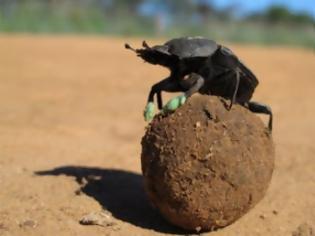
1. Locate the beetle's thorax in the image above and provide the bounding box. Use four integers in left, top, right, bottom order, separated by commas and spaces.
172, 57, 207, 75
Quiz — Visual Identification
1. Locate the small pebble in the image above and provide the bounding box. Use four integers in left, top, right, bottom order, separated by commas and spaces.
80, 210, 117, 228
74, 189, 82, 195
19, 219, 37, 228
0, 223, 7, 230
292, 223, 314, 236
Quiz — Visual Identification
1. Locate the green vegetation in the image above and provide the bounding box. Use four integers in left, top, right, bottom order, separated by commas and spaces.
0, 0, 314, 48
163, 21, 314, 48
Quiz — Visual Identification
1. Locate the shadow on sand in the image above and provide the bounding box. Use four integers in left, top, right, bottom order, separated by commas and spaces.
35, 166, 187, 234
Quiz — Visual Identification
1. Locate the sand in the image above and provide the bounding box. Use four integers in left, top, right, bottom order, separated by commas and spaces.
0, 35, 314, 236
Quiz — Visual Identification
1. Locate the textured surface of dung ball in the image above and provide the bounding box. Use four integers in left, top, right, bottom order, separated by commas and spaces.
141, 95, 275, 232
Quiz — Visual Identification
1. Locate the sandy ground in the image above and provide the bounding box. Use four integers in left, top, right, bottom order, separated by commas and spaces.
0, 35, 314, 236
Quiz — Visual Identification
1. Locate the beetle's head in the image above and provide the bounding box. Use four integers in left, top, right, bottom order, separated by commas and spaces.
125, 41, 175, 68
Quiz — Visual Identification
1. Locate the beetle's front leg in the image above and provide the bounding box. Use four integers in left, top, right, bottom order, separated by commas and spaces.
163, 73, 205, 113
157, 91, 163, 110
144, 78, 181, 121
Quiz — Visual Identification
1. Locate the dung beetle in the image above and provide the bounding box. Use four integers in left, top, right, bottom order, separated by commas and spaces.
125, 37, 273, 131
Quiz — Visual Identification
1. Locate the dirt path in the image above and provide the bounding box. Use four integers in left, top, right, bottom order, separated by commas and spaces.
0, 35, 314, 236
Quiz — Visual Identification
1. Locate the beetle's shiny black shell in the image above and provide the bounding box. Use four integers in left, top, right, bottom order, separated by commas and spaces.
164, 37, 219, 59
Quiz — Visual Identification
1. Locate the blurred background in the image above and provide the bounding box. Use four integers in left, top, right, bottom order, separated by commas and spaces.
1, 1, 315, 236
0, 0, 314, 48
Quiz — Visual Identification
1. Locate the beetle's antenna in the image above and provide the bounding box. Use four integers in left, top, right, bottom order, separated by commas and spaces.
125, 43, 137, 52
142, 41, 150, 49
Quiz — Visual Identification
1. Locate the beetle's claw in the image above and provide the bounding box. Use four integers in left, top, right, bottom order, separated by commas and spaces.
144, 102, 155, 122
228, 101, 233, 110
163, 95, 186, 113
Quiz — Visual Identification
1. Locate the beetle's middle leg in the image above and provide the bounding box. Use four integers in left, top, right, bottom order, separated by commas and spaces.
247, 101, 273, 131
210, 69, 240, 110
229, 70, 240, 110
162, 73, 205, 113
182, 73, 205, 97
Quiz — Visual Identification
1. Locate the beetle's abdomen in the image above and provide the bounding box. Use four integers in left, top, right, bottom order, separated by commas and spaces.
235, 74, 257, 103
200, 70, 257, 104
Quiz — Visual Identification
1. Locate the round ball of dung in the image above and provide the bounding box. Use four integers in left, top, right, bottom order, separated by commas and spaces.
141, 95, 275, 232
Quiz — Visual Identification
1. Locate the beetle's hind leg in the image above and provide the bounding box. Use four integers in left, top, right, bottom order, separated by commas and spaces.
247, 101, 273, 132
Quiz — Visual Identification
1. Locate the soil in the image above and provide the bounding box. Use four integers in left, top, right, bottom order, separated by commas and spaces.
141, 95, 274, 231
0, 35, 314, 236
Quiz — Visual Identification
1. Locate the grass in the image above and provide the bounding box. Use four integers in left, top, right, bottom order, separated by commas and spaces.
165, 21, 315, 49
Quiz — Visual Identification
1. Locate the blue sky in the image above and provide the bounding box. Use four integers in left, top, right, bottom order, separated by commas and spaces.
208, 0, 315, 17
140, 0, 315, 18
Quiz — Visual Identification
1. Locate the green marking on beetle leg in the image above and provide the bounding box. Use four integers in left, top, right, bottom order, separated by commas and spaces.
179, 94, 186, 106
144, 102, 155, 122
163, 94, 186, 113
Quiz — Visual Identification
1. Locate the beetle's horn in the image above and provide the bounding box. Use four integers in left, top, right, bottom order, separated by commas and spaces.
124, 43, 137, 52
142, 41, 150, 49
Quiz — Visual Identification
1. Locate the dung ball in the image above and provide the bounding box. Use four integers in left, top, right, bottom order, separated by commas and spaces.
141, 95, 274, 232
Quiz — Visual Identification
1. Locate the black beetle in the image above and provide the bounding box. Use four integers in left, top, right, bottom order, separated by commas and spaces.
125, 37, 273, 131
